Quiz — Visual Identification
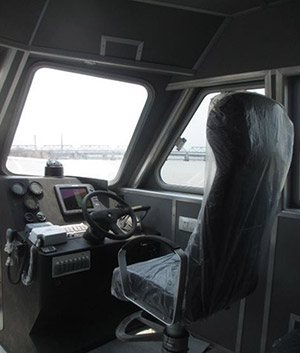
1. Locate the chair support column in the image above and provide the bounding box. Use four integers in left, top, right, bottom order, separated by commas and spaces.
162, 324, 189, 353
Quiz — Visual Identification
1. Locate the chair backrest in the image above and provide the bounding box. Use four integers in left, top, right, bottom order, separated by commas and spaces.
184, 92, 294, 323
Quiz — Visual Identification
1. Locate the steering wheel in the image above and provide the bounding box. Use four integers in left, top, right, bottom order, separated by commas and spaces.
82, 190, 137, 241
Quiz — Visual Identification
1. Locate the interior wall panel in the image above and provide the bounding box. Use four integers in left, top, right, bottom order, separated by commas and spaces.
266, 215, 300, 350
181, 1, 300, 80
188, 302, 240, 352
122, 191, 173, 239
175, 200, 200, 248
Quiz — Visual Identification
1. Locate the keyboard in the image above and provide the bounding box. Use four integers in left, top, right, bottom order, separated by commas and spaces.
61, 223, 88, 239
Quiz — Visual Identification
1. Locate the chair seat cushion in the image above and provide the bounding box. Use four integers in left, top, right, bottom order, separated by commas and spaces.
111, 253, 180, 321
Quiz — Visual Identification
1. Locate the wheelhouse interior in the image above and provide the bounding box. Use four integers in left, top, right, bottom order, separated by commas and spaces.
0, 1, 300, 352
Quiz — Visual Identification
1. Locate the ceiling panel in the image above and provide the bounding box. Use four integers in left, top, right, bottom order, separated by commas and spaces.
32, 0, 223, 68
131, 0, 295, 15
0, 0, 47, 44
131, 0, 263, 15
193, 1, 300, 78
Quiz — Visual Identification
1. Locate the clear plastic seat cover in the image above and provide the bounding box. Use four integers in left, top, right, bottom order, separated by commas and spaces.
111, 92, 294, 324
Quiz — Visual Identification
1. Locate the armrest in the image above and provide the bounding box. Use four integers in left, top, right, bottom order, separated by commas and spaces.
118, 235, 187, 325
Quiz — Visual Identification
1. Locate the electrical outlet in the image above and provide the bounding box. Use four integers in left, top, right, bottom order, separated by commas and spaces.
178, 216, 197, 233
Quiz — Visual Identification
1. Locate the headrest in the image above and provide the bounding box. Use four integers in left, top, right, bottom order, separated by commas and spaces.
207, 92, 291, 169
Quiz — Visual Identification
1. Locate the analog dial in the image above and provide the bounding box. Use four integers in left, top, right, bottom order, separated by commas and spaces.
29, 181, 43, 196
11, 182, 26, 196
24, 195, 39, 211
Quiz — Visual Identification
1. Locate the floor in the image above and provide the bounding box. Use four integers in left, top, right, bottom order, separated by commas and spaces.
89, 335, 210, 353
0, 336, 219, 353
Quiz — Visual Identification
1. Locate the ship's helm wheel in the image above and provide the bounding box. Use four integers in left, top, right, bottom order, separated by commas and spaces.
82, 190, 137, 242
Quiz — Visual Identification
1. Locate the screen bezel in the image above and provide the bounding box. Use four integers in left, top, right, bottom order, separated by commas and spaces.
55, 184, 96, 215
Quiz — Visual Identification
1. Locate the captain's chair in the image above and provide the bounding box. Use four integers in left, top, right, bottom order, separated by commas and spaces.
111, 92, 294, 352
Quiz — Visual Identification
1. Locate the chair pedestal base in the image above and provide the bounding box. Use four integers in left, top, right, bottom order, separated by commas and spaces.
116, 311, 190, 352
116, 310, 164, 342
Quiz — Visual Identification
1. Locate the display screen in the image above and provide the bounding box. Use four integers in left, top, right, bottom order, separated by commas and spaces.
59, 187, 92, 211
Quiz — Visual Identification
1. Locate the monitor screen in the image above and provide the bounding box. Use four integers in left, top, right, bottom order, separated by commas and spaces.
60, 187, 92, 210
55, 184, 95, 215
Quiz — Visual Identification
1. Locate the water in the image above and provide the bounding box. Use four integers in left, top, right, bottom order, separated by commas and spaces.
7, 156, 205, 187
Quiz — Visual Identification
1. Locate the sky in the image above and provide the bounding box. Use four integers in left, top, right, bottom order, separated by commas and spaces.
12, 68, 148, 149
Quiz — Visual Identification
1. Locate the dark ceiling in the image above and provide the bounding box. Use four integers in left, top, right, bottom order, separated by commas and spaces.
131, 0, 292, 16
0, 0, 295, 71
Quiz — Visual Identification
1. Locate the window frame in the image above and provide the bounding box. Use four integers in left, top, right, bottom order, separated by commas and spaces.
155, 82, 265, 194
272, 66, 300, 211
2, 61, 154, 185
286, 76, 300, 208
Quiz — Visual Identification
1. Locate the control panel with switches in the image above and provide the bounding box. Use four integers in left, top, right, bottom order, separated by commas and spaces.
52, 250, 91, 278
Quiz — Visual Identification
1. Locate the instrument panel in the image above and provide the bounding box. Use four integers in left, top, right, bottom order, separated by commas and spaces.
1, 176, 108, 239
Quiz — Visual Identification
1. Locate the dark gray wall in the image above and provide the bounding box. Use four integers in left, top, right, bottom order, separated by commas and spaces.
180, 1, 300, 80
266, 215, 300, 348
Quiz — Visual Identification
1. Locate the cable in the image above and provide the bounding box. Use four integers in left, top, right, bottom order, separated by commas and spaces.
22, 239, 41, 286
5, 228, 35, 285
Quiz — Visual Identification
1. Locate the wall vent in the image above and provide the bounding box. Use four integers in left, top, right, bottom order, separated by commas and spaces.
100, 35, 144, 61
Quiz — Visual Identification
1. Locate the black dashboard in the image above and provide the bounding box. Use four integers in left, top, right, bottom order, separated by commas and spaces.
0, 175, 137, 353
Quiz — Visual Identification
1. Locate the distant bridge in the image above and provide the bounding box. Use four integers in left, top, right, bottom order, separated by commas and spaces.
10, 145, 127, 160
169, 146, 206, 161
10, 145, 206, 161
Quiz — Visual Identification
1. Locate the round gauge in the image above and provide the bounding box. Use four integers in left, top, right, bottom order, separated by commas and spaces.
24, 195, 39, 211
29, 181, 43, 196
11, 182, 26, 196
24, 212, 35, 223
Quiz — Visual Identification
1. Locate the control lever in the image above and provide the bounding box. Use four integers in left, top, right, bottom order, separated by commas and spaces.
132, 205, 151, 213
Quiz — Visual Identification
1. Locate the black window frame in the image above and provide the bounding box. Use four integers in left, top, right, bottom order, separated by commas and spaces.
287, 76, 300, 208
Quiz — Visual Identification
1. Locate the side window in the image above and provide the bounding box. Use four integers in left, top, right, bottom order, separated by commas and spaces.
160, 88, 265, 189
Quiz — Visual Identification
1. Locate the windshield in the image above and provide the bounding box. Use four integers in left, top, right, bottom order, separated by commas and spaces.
7, 67, 148, 180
